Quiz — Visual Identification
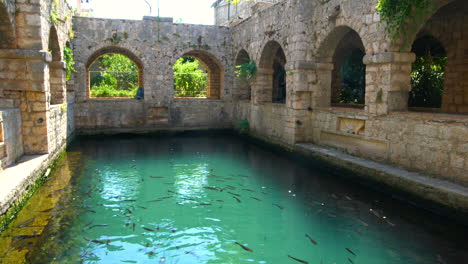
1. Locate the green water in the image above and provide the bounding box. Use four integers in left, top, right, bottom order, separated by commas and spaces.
3, 134, 468, 263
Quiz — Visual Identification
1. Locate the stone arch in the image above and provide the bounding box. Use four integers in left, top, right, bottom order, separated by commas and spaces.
408, 0, 467, 114
316, 26, 366, 108
86, 46, 144, 98
257, 40, 287, 104
172, 50, 223, 99
49, 26, 65, 104
0, 3, 15, 49
233, 49, 252, 100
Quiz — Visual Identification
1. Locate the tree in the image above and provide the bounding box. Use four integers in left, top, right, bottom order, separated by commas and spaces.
173, 57, 208, 97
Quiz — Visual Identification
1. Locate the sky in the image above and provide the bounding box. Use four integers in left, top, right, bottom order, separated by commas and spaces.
72, 0, 215, 25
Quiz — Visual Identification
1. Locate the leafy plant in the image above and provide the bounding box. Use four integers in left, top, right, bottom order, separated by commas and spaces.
63, 46, 75, 81
409, 53, 446, 108
376, 0, 434, 43
90, 54, 139, 98
235, 60, 257, 84
173, 57, 208, 98
339, 49, 365, 105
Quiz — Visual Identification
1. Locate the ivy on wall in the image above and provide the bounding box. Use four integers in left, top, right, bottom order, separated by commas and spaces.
63, 46, 75, 81
376, 0, 435, 43
235, 60, 257, 85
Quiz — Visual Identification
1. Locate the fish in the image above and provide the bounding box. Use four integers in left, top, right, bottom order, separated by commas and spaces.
125, 208, 132, 214
147, 199, 162, 203
243, 189, 256, 192
168, 190, 177, 194
91, 239, 105, 244
358, 219, 369, 227
39, 208, 53, 213
250, 197, 262, 201
150, 176, 164, 179
204, 187, 220, 191
132, 223, 136, 231
228, 191, 241, 197
348, 258, 354, 264
261, 192, 269, 195
370, 209, 381, 218
273, 203, 284, 210
226, 185, 236, 190
331, 193, 338, 199
159, 196, 172, 200
287, 255, 309, 264
16, 217, 36, 228
89, 224, 109, 229
199, 203, 212, 206
238, 174, 250, 178
305, 234, 318, 245
138, 206, 147, 210
346, 248, 357, 256
122, 199, 136, 202
233, 196, 241, 203
235, 242, 253, 252
84, 220, 94, 227
85, 209, 96, 213
215, 200, 224, 202
143, 227, 154, 232
344, 195, 353, 201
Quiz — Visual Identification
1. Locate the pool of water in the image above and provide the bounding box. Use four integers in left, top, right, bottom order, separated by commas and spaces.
0, 134, 467, 264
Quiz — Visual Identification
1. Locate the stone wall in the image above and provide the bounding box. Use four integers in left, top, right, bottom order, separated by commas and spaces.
71, 16, 232, 132
0, 109, 23, 167
213, 0, 282, 26
228, 0, 467, 185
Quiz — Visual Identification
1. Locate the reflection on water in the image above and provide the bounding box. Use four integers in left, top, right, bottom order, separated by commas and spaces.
0, 134, 467, 264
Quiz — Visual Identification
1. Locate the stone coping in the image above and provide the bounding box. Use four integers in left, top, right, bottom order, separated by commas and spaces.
295, 143, 468, 217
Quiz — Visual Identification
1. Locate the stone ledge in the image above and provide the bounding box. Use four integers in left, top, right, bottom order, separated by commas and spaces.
295, 143, 468, 217
0, 49, 51, 62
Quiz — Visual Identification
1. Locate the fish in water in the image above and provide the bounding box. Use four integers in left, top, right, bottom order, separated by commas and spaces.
348, 258, 354, 264
288, 255, 309, 264
346, 248, 357, 256
226, 185, 236, 190
143, 227, 154, 232
39, 208, 53, 213
90, 239, 105, 244
150, 176, 164, 179
89, 224, 109, 229
138, 206, 147, 210
121, 199, 136, 202
125, 208, 132, 214
233, 196, 241, 203
243, 189, 255, 192
16, 217, 36, 228
198, 203, 212, 206
228, 191, 241, 197
147, 199, 162, 203
132, 223, 136, 231
85, 209, 96, 213
305, 234, 318, 245
235, 242, 253, 252
84, 221, 94, 227
215, 200, 224, 202
273, 203, 284, 210
168, 190, 177, 194
204, 187, 220, 191
250, 197, 262, 201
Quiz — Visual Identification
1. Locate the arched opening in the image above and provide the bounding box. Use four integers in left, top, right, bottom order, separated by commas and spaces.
330, 30, 366, 108
0, 4, 15, 49
409, 0, 467, 114
234, 49, 252, 100
49, 26, 65, 104
173, 50, 222, 99
86, 47, 143, 99
258, 41, 287, 104
409, 36, 446, 110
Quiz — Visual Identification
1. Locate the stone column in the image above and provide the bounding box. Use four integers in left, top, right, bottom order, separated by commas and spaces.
310, 62, 334, 108
49, 61, 67, 105
0, 49, 52, 154
252, 68, 273, 104
363, 52, 415, 115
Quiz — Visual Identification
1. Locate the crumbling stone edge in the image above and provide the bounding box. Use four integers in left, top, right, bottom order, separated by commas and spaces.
0, 133, 76, 234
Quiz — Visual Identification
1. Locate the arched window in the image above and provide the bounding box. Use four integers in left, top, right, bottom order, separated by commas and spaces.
258, 41, 287, 104
330, 30, 366, 108
234, 49, 253, 100
86, 47, 143, 99
409, 36, 446, 110
173, 50, 222, 99
49, 26, 65, 105
409, 0, 466, 114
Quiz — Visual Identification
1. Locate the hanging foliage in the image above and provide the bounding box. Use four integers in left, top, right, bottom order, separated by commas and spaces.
235, 60, 257, 84
376, 0, 434, 42
63, 46, 76, 81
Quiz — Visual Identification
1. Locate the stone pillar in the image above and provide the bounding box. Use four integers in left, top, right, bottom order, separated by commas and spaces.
363, 52, 415, 115
0, 49, 52, 154
310, 62, 334, 108
49, 61, 67, 105
252, 68, 273, 104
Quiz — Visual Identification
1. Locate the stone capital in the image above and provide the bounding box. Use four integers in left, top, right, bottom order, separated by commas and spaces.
363, 52, 415, 65
0, 49, 52, 62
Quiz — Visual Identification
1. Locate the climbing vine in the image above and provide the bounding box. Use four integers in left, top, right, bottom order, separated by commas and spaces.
376, 0, 435, 42
63, 46, 75, 81
50, 0, 60, 24
235, 60, 257, 84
